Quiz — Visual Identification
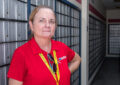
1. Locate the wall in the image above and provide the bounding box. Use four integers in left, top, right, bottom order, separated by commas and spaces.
106, 9, 120, 57
88, 0, 106, 85
89, 0, 106, 22
107, 9, 120, 24
0, 0, 28, 85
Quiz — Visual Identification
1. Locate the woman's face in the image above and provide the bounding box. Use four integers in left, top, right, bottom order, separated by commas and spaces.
29, 8, 56, 38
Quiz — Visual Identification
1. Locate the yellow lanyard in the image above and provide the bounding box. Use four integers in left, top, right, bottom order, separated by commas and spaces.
39, 50, 60, 85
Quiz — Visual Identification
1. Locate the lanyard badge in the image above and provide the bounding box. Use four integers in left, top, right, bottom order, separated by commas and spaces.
39, 50, 60, 85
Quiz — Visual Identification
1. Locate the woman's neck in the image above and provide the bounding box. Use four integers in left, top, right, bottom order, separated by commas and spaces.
34, 36, 51, 53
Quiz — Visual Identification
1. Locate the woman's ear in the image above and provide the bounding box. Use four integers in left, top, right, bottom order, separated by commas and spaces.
29, 21, 34, 32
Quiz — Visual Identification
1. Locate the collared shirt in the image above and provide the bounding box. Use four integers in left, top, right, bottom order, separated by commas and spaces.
7, 37, 75, 85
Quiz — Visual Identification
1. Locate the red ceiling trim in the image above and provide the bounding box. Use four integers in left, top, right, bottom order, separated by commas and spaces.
89, 4, 106, 21
108, 19, 120, 22
76, 0, 81, 4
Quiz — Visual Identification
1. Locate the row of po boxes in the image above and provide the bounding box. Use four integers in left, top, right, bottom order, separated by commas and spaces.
0, 41, 27, 66
0, 0, 27, 20
0, 66, 9, 85
0, 21, 28, 43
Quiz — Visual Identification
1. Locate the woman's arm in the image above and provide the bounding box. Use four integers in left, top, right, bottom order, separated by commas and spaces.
69, 52, 81, 73
8, 78, 23, 85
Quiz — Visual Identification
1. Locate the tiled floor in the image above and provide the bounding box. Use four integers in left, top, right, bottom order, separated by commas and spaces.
91, 58, 120, 85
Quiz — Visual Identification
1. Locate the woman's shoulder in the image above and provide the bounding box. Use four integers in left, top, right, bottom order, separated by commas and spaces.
15, 41, 31, 54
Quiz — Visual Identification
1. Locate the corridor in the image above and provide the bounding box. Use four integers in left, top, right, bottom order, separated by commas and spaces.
91, 58, 120, 85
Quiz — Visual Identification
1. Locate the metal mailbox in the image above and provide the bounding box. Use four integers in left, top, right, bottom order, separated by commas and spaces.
0, 44, 6, 66
9, 21, 17, 41
0, 21, 4, 42
0, 0, 4, 18
0, 67, 7, 85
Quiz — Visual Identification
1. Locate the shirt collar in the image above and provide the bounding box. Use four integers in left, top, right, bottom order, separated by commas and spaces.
29, 37, 58, 55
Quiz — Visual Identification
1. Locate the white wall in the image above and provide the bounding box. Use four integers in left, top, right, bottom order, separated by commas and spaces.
106, 9, 120, 57
81, 0, 89, 85
107, 9, 120, 19
89, 0, 106, 21
107, 9, 120, 24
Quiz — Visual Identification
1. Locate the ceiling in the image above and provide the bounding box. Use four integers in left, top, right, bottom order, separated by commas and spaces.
102, 0, 120, 9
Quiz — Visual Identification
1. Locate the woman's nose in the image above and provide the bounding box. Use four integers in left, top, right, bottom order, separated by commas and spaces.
45, 21, 51, 27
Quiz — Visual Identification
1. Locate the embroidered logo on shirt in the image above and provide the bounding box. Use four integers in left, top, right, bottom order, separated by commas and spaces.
59, 56, 67, 61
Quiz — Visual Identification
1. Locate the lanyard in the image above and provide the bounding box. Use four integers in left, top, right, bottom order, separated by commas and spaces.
39, 50, 60, 85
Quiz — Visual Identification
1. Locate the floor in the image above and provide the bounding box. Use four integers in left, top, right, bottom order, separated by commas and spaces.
91, 58, 120, 85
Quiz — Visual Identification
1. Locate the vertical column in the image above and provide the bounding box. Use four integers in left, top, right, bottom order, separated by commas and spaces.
81, 0, 89, 85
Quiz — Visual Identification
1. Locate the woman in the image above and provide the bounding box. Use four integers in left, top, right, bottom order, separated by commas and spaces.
7, 6, 81, 85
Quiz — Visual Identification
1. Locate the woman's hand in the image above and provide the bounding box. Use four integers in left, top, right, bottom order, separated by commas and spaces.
69, 52, 81, 73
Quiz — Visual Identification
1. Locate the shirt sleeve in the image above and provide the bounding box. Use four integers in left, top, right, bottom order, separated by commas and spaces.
7, 49, 26, 81
62, 43, 75, 63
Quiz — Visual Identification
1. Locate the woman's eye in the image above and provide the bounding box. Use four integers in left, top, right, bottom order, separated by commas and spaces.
50, 21, 55, 24
40, 20, 44, 22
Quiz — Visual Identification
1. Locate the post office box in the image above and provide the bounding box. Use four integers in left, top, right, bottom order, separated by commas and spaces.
49, 0, 55, 11
67, 27, 70, 36
73, 79, 79, 85
0, 43, 11, 65
21, 23, 28, 40
67, 6, 70, 16
17, 22, 22, 41
31, 0, 37, 5
16, 42, 22, 48
55, 27, 59, 37
16, 41, 26, 48
58, 27, 61, 37
65, 5, 67, 15
17, 1, 22, 20
43, 0, 48, 6
3, 21, 10, 42
67, 17, 70, 26
9, 43, 17, 59
71, 74, 74, 83
0, 67, 7, 85
0, 0, 4, 18
31, 5, 36, 12
67, 37, 70, 46
22, 3, 27, 20
0, 21, 4, 42
5, 43, 10, 64
73, 69, 79, 80
0, 44, 6, 66
58, 14, 61, 25
6, 65, 10, 85
9, 22, 17, 41
61, 27, 64, 37
9, 0, 16, 19
37, 0, 44, 5
61, 3, 65, 14
64, 16, 67, 26
64, 38, 67, 45
56, 1, 60, 13
60, 15, 62, 25
4, 0, 9, 18
62, 15, 64, 25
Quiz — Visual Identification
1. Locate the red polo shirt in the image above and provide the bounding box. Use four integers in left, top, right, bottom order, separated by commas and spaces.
7, 37, 75, 85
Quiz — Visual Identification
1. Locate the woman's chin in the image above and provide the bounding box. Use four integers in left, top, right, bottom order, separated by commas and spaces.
42, 35, 52, 38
